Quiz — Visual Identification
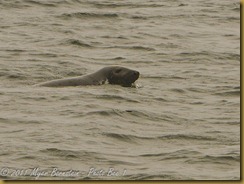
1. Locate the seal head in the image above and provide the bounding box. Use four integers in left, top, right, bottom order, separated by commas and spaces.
107, 67, 140, 87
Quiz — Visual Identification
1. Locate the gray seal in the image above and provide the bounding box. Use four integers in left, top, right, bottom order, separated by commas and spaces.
36, 66, 140, 87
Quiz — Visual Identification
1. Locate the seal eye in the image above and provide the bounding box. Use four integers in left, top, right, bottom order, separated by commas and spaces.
115, 69, 122, 73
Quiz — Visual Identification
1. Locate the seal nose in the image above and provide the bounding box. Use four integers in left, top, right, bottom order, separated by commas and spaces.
134, 71, 140, 76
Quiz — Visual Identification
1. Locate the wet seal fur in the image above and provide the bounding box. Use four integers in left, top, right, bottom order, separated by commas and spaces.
36, 66, 140, 87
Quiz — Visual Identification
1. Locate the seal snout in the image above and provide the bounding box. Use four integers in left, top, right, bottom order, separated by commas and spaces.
132, 70, 140, 81
133, 71, 140, 77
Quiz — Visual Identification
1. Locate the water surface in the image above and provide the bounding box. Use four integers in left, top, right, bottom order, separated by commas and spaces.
0, 0, 240, 180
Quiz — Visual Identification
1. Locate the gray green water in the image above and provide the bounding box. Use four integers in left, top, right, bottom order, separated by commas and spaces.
0, 0, 240, 180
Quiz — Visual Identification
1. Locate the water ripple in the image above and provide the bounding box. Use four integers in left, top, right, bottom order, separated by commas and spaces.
60, 12, 119, 19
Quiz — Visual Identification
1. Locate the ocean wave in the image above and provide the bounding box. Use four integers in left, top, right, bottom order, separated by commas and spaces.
144, 75, 186, 80
130, 15, 148, 20
96, 94, 140, 103
0, 1, 31, 8
213, 90, 240, 97
129, 46, 156, 51
5, 49, 26, 53
40, 148, 99, 160
101, 35, 127, 40
178, 51, 240, 62
187, 154, 240, 164
30, 52, 59, 58
83, 108, 159, 119
16, 155, 37, 160
203, 155, 240, 162
113, 57, 126, 60
1, 118, 48, 125
102, 133, 139, 144
85, 110, 118, 117
121, 110, 175, 122
140, 149, 201, 158
66, 39, 93, 48
24, 0, 57, 7
60, 12, 119, 19
84, 2, 134, 8
156, 134, 216, 141
113, 45, 156, 51
232, 7, 240, 12
179, 51, 210, 57
186, 87, 207, 93
126, 173, 186, 180
103, 133, 215, 143
170, 88, 186, 93
85, 1, 166, 9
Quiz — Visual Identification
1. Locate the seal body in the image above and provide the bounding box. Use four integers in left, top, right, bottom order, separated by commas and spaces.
36, 66, 139, 87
